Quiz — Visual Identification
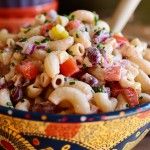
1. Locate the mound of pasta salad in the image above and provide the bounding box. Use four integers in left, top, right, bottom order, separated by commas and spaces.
0, 10, 150, 114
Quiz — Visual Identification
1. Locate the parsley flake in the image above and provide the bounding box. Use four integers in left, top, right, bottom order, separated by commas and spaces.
139, 96, 143, 100
42, 12, 47, 16
19, 38, 27, 42
24, 28, 31, 33
6, 102, 13, 107
41, 38, 49, 43
83, 64, 88, 69
34, 41, 40, 45
85, 27, 88, 32
14, 45, 23, 51
94, 15, 99, 25
69, 81, 75, 85
76, 33, 79, 38
93, 86, 105, 93
69, 15, 75, 20
67, 50, 74, 56
47, 49, 51, 53
126, 104, 129, 107
44, 19, 51, 23
10, 62, 15, 67
97, 44, 105, 49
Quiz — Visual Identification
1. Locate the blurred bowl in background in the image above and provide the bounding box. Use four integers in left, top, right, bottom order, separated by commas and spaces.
0, 0, 58, 32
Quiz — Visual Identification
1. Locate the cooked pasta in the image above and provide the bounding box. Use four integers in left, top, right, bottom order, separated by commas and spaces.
116, 94, 128, 111
93, 92, 117, 112
15, 99, 30, 111
48, 87, 90, 114
44, 52, 60, 78
69, 43, 85, 56
52, 74, 65, 89
0, 89, 13, 108
0, 10, 149, 114
27, 84, 42, 98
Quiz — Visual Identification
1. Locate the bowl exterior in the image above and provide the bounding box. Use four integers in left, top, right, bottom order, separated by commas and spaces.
0, 110, 150, 150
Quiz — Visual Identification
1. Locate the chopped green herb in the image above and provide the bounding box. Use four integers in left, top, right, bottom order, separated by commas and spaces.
14, 45, 23, 51
94, 29, 98, 32
96, 30, 101, 36
44, 19, 51, 23
41, 38, 49, 43
24, 28, 31, 34
99, 58, 104, 66
10, 62, 15, 66
83, 64, 88, 69
63, 14, 69, 18
19, 38, 27, 42
20, 99, 25, 103
76, 33, 79, 38
97, 44, 105, 49
6, 102, 13, 107
47, 49, 51, 53
42, 12, 47, 16
139, 96, 143, 100
93, 86, 105, 93
94, 15, 99, 25
85, 27, 88, 32
67, 50, 74, 56
69, 14, 75, 20
69, 81, 75, 85
34, 41, 40, 45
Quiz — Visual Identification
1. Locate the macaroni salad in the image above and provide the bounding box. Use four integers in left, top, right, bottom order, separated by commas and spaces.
0, 10, 150, 114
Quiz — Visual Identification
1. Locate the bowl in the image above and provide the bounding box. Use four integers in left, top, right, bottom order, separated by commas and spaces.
0, 0, 58, 32
0, 103, 149, 150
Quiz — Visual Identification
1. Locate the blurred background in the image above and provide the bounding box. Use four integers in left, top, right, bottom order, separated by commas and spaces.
0, 0, 150, 41
59, 0, 150, 42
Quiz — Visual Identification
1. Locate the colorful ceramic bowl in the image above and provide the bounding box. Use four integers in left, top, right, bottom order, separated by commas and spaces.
0, 103, 150, 150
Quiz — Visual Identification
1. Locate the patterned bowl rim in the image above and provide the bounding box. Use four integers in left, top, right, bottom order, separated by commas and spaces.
0, 103, 150, 123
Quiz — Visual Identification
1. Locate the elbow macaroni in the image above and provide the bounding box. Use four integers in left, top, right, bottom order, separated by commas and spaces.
27, 84, 42, 98
48, 87, 91, 114
44, 52, 60, 78
52, 74, 65, 89
70, 10, 95, 24
93, 92, 117, 112
0, 89, 13, 108
15, 99, 30, 111
64, 80, 94, 100
69, 43, 85, 56
48, 36, 74, 51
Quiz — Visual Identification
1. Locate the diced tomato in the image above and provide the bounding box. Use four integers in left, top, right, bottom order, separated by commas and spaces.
66, 20, 81, 31
108, 82, 123, 97
108, 82, 139, 107
40, 23, 53, 36
113, 35, 128, 45
60, 58, 79, 77
16, 61, 39, 80
121, 87, 139, 107
104, 66, 121, 81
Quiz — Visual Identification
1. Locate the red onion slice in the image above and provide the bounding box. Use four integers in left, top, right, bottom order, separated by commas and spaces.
36, 45, 46, 50
22, 43, 36, 55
